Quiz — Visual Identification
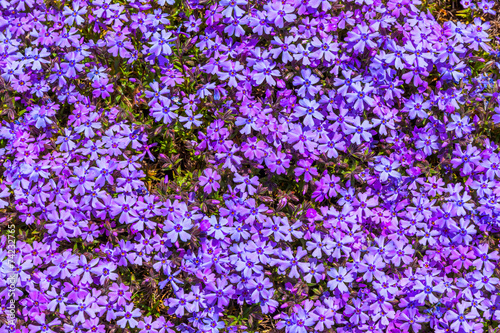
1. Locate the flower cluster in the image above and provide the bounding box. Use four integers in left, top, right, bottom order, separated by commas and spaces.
0, 0, 499, 332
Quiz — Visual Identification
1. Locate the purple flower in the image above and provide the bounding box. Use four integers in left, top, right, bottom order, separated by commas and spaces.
473, 244, 500, 271
27, 47, 50, 71
207, 216, 232, 239
303, 261, 324, 283
63, 3, 87, 25
92, 77, 114, 99
179, 109, 203, 129
449, 218, 476, 245
265, 150, 290, 175
311, 35, 337, 62
66, 294, 98, 323
446, 114, 473, 138
252, 60, 280, 86
287, 124, 318, 154
137, 316, 160, 333
446, 302, 475, 332
343, 117, 373, 145
415, 133, 439, 156
274, 246, 309, 278
293, 68, 320, 97
399, 308, 423, 332
109, 283, 132, 306
450, 245, 475, 270
312, 173, 341, 201
233, 173, 259, 195
374, 157, 401, 181
206, 278, 234, 308
163, 218, 192, 243
116, 304, 142, 328
412, 275, 445, 304
199, 169, 221, 194
478, 0, 496, 15
451, 144, 481, 175
202, 313, 226, 333
90, 262, 118, 284
344, 298, 370, 325
46, 251, 78, 279
111, 195, 137, 224
474, 269, 499, 292
266, 1, 296, 28
27, 314, 61, 333
346, 24, 379, 53
108, 38, 135, 58
358, 254, 385, 282
271, 36, 298, 63
294, 159, 319, 182
310, 306, 335, 331
294, 98, 323, 127
327, 267, 353, 293
220, 0, 247, 17
68, 165, 94, 196
61, 52, 85, 78
223, 16, 248, 37
149, 30, 174, 56
167, 289, 194, 317
150, 98, 179, 124
218, 61, 245, 87
11, 73, 32, 92
438, 40, 466, 65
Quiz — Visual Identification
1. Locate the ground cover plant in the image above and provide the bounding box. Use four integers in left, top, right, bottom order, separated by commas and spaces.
0, 0, 500, 332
